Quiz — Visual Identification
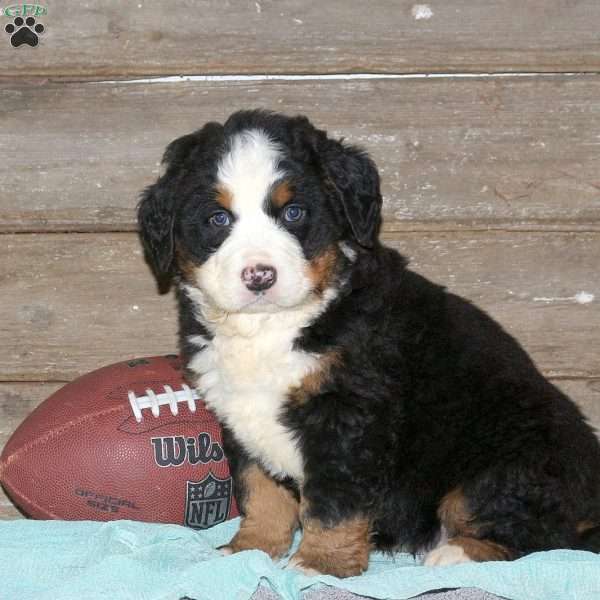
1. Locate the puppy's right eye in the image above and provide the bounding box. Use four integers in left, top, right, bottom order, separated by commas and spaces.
209, 211, 231, 227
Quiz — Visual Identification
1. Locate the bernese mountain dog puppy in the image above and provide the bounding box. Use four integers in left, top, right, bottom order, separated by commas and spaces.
138, 109, 600, 577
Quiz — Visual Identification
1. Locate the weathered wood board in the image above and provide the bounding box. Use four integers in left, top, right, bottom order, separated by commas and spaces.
2, 1, 600, 78
1, 232, 598, 381
1, 378, 599, 520
1, 76, 600, 233
0, 501, 21, 520
0, 234, 179, 382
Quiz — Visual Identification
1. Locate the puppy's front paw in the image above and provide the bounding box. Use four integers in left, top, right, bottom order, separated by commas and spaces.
286, 553, 323, 577
287, 546, 368, 578
218, 544, 234, 556
220, 529, 292, 561
287, 514, 371, 578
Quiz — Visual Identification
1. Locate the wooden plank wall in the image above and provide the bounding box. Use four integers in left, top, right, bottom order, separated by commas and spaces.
1, 1, 599, 519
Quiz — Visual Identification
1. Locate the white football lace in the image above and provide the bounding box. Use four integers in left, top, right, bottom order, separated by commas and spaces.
127, 384, 199, 423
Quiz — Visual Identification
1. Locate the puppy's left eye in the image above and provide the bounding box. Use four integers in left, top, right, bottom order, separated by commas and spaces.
209, 211, 231, 227
282, 204, 305, 223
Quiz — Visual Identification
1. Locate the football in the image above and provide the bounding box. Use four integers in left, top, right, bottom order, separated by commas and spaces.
0, 355, 238, 529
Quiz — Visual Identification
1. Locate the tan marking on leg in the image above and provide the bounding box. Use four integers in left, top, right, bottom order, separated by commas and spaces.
271, 181, 293, 208
433, 489, 511, 564
307, 246, 338, 294
448, 536, 512, 561
215, 184, 233, 211
288, 351, 341, 406
289, 508, 371, 577
222, 464, 299, 559
438, 487, 478, 536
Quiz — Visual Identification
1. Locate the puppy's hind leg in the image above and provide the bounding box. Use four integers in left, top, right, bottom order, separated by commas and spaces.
424, 487, 512, 566
424, 463, 588, 567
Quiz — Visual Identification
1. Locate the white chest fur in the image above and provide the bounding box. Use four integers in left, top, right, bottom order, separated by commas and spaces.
187, 308, 322, 482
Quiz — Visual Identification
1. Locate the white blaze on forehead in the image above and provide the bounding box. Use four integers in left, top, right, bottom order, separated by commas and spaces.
197, 127, 312, 316
217, 129, 284, 214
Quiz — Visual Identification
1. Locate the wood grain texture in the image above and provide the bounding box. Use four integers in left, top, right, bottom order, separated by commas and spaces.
0, 232, 598, 381
1, 1, 600, 78
0, 233, 179, 382
1, 378, 598, 520
1, 76, 600, 233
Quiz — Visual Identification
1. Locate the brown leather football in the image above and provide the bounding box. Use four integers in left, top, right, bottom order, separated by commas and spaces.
0, 355, 238, 528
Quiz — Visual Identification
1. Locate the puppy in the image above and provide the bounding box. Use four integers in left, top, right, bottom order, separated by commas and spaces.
138, 109, 600, 577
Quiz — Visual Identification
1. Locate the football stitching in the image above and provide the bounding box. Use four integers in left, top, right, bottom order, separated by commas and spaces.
1, 478, 61, 519
0, 405, 126, 478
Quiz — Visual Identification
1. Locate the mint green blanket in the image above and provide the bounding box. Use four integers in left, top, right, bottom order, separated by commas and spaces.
1, 518, 599, 600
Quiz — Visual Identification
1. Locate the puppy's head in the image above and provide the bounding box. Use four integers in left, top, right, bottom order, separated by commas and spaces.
138, 110, 382, 316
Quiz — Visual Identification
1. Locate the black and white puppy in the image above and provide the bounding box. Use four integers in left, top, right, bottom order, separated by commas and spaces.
138, 109, 600, 577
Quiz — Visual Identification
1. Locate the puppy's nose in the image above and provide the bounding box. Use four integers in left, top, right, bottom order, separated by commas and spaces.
241, 264, 277, 292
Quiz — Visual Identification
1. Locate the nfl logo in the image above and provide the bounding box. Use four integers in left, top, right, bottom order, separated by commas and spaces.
185, 473, 233, 529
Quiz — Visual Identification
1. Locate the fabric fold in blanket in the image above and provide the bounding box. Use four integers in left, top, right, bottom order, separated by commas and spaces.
1, 518, 599, 600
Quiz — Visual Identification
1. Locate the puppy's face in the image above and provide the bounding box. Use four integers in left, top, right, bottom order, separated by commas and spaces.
178, 130, 335, 314
138, 111, 382, 318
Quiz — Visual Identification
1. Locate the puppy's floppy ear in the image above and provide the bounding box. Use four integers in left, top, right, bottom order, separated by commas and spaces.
137, 177, 176, 288
137, 122, 224, 289
320, 139, 383, 248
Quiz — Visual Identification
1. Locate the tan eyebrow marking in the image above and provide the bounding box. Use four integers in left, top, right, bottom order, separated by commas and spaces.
271, 181, 293, 208
215, 185, 233, 210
